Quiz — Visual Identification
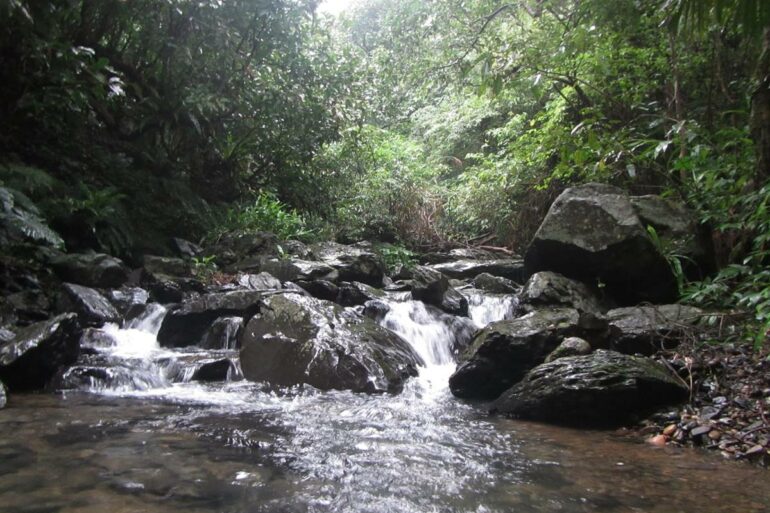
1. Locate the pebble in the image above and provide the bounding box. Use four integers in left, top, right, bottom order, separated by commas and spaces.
691, 425, 712, 437
708, 430, 722, 441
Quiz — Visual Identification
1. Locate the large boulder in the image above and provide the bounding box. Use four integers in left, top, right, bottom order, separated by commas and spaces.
309, 242, 386, 286
430, 259, 526, 283
57, 283, 120, 326
630, 195, 714, 278
472, 273, 519, 294
411, 266, 468, 317
336, 281, 384, 307
492, 350, 688, 426
524, 183, 677, 305
50, 252, 130, 288
518, 271, 607, 316
157, 290, 262, 347
240, 293, 423, 393
449, 308, 604, 400
607, 304, 706, 356
0, 313, 82, 391
106, 287, 149, 317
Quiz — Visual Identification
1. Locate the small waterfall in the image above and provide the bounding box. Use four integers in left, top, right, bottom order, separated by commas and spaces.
381, 301, 457, 366
465, 289, 517, 328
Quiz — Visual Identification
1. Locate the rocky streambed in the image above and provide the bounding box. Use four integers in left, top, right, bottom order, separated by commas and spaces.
1, 183, 770, 511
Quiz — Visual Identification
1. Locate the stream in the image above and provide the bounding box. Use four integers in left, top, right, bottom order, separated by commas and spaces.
1, 292, 769, 513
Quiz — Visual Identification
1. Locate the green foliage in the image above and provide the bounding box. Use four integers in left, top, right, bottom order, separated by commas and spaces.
373, 243, 417, 273
191, 255, 218, 281
212, 192, 313, 243
0, 187, 64, 248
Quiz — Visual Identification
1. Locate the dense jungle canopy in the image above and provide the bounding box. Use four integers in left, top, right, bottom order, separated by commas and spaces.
1, 0, 770, 338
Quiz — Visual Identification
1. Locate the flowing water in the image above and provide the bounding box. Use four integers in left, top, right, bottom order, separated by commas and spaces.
1, 293, 769, 513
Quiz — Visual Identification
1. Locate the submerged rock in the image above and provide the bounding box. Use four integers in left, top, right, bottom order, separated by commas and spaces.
518, 271, 607, 315
57, 283, 120, 326
240, 293, 423, 393
449, 308, 603, 400
50, 252, 130, 288
607, 304, 706, 356
411, 266, 468, 317
524, 183, 677, 305
492, 350, 688, 426
157, 290, 262, 348
0, 313, 82, 391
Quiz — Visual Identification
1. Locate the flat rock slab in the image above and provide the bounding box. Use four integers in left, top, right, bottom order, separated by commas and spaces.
607, 304, 706, 355
492, 349, 688, 427
58, 283, 120, 326
430, 259, 525, 283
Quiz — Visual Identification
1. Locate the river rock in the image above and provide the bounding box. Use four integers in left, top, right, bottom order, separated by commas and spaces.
239, 293, 423, 393
261, 258, 338, 283
57, 283, 120, 326
295, 279, 339, 301
0, 313, 82, 391
545, 337, 592, 362
106, 287, 149, 317
200, 316, 243, 350
362, 299, 391, 322
238, 272, 282, 291
144, 271, 205, 304
524, 183, 677, 305
411, 266, 468, 317
308, 242, 387, 286
607, 304, 706, 356
472, 273, 519, 294
50, 252, 130, 288
518, 271, 607, 315
157, 290, 262, 348
6, 290, 52, 323
449, 308, 604, 400
191, 358, 236, 382
143, 255, 191, 277
430, 259, 526, 283
336, 281, 384, 307
491, 350, 688, 426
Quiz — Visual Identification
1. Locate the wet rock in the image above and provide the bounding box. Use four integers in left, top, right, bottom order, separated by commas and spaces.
157, 290, 262, 348
237, 272, 282, 291
143, 255, 191, 277
216, 232, 279, 262
50, 252, 130, 288
200, 316, 243, 350
171, 237, 202, 258
472, 273, 519, 294
309, 242, 387, 286
630, 195, 714, 278
240, 293, 423, 393
545, 337, 592, 363
336, 281, 384, 307
518, 271, 607, 316
524, 183, 677, 305
57, 283, 120, 326
144, 272, 205, 304
191, 358, 236, 382
0, 313, 82, 391
411, 266, 468, 317
430, 259, 526, 283
607, 304, 706, 356
391, 264, 413, 280
6, 289, 52, 323
492, 350, 688, 426
295, 279, 339, 301
105, 287, 149, 317
449, 308, 591, 400
362, 299, 391, 322
0, 380, 6, 408
281, 239, 311, 259
260, 258, 338, 283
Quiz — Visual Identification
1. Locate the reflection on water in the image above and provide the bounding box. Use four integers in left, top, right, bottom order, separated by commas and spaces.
1, 296, 769, 512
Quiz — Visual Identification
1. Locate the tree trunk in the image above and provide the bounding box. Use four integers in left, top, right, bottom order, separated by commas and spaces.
750, 27, 770, 186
